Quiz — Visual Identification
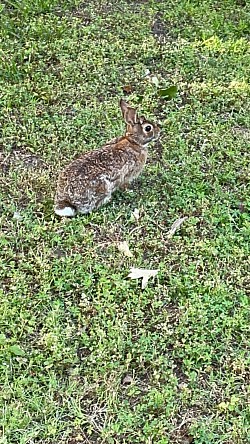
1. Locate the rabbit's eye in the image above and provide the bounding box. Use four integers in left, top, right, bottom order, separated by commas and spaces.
144, 125, 152, 132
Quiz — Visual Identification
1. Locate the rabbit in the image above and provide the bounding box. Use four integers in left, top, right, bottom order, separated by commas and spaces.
54, 99, 160, 217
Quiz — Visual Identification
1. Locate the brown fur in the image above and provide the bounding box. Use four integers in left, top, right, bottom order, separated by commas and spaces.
54, 100, 160, 217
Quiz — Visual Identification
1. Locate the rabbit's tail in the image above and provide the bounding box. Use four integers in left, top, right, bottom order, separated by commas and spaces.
54, 199, 77, 217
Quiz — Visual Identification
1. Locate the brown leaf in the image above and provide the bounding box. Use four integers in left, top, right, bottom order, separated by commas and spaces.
128, 267, 158, 289
166, 217, 188, 238
131, 208, 140, 221
117, 241, 133, 258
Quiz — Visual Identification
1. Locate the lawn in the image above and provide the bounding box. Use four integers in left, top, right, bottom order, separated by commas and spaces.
0, 0, 249, 443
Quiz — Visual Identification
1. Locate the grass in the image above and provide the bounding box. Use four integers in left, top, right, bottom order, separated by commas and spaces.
0, 0, 250, 443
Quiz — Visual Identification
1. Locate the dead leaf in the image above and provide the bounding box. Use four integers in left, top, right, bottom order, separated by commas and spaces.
128, 267, 158, 289
143, 69, 150, 77
151, 76, 159, 87
131, 208, 140, 221
122, 374, 133, 385
13, 211, 22, 220
167, 217, 188, 238
117, 241, 133, 258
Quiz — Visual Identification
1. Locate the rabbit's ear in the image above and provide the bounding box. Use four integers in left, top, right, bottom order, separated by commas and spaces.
120, 99, 138, 125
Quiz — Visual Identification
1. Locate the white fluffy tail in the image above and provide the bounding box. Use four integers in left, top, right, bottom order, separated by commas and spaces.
54, 206, 76, 217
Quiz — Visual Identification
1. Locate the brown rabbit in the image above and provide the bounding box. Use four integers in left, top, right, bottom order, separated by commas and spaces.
54, 99, 160, 217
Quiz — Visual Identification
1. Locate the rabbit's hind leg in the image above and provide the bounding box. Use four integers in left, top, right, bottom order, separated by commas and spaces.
92, 176, 113, 210
95, 192, 112, 209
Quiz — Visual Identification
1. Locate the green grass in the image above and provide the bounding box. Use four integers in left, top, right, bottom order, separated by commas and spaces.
0, 0, 250, 443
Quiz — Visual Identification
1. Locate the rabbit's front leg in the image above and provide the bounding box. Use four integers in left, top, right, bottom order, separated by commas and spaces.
119, 182, 131, 191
